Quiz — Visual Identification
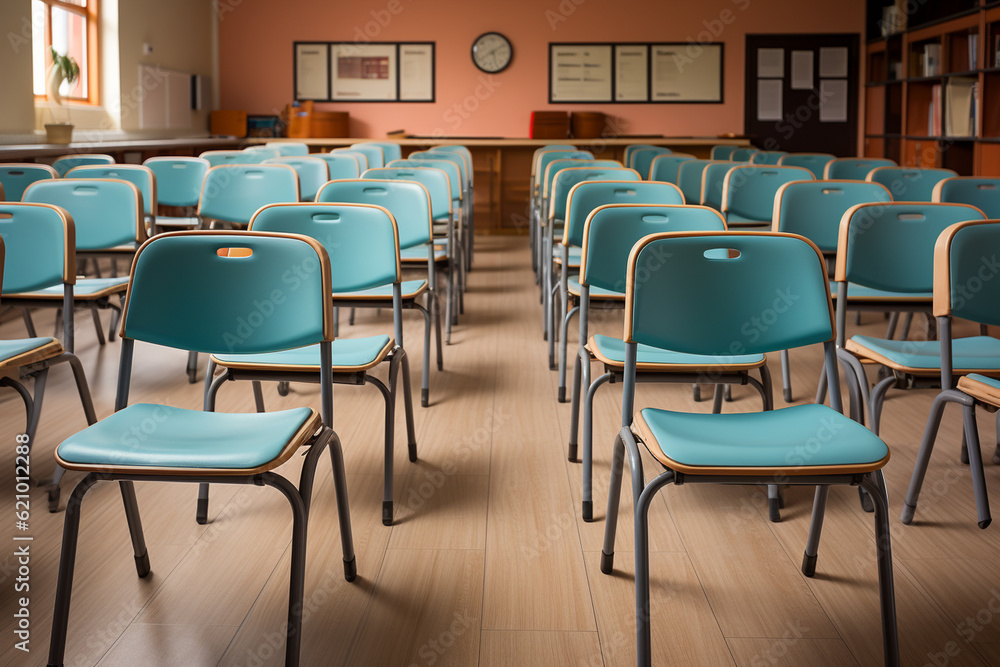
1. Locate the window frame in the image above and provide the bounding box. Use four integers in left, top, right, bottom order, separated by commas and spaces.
33, 0, 100, 106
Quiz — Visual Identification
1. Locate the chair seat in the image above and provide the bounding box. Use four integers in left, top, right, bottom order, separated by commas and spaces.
332, 279, 427, 301
831, 281, 932, 302
56, 403, 320, 474
633, 404, 890, 475
0, 337, 63, 368
958, 374, 1000, 406
7, 277, 129, 301
567, 277, 624, 300
155, 216, 200, 228
552, 246, 582, 266
212, 336, 393, 373
846, 335, 1000, 374
79, 243, 139, 254
588, 335, 766, 371
400, 244, 448, 262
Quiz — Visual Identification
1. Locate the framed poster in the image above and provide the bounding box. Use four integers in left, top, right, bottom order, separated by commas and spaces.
614, 44, 648, 102
330, 43, 398, 101
549, 44, 613, 103
650, 43, 724, 103
294, 43, 330, 101
399, 42, 435, 102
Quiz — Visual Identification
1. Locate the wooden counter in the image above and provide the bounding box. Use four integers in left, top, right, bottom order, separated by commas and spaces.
0, 137, 242, 162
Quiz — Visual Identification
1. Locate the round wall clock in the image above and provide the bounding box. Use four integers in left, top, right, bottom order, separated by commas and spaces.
471, 32, 513, 74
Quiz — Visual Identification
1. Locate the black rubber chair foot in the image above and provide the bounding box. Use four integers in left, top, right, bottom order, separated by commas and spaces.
277, 381, 289, 397
196, 498, 209, 525
768, 497, 781, 522
600, 551, 614, 574
801, 552, 817, 578
187, 369, 198, 384
382, 501, 393, 526
783, 388, 792, 403
408, 444, 418, 462
343, 556, 357, 582
900, 502, 916, 524
421, 389, 429, 408
47, 486, 61, 513
548, 357, 556, 371
558, 387, 566, 403
693, 385, 703, 402
724, 386, 733, 402
859, 487, 875, 513
979, 517, 992, 529
960, 444, 970, 465
567, 443, 578, 462
135, 551, 151, 578
993, 448, 1000, 465
582, 500, 593, 522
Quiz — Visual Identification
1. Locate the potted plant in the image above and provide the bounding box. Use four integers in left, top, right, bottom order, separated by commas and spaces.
45, 46, 80, 144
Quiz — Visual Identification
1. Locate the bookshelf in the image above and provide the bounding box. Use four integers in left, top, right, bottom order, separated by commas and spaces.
864, 1, 1000, 175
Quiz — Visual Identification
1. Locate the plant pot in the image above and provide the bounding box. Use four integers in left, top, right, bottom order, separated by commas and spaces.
45, 124, 74, 144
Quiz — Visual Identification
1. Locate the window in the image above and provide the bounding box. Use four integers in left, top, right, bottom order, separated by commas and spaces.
32, 0, 99, 104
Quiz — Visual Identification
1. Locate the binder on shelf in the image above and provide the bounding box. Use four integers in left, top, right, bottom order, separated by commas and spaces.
945, 78, 975, 137
968, 34, 978, 71
928, 83, 942, 137
923, 43, 941, 77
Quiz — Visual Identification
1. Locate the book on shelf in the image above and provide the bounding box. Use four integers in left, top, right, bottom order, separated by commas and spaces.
928, 83, 942, 137
923, 43, 941, 77
945, 77, 975, 137
969, 34, 978, 71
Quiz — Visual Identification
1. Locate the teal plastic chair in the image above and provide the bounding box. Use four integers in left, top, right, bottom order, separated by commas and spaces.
901, 220, 1000, 528
868, 166, 958, 202
721, 165, 814, 227
730, 147, 759, 162
143, 156, 210, 234
0, 215, 98, 510
313, 153, 362, 181
266, 141, 310, 156
825, 157, 896, 180
676, 159, 722, 205
366, 141, 403, 162
263, 156, 329, 201
197, 164, 299, 228
207, 203, 418, 526
51, 154, 114, 177
330, 148, 370, 172
65, 164, 157, 231
200, 149, 264, 167
599, 231, 898, 667
648, 154, 695, 184
45, 231, 356, 667
317, 179, 441, 406
630, 147, 671, 179
623, 144, 660, 167
533, 151, 593, 274
700, 161, 743, 210
933, 177, 1000, 217
837, 202, 988, 439
0, 163, 58, 201
350, 143, 385, 169
749, 150, 788, 165
709, 145, 738, 160
530, 147, 577, 275
778, 153, 835, 178
242, 146, 281, 161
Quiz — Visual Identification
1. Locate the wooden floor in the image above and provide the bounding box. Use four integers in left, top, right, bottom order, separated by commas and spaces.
2, 235, 1000, 666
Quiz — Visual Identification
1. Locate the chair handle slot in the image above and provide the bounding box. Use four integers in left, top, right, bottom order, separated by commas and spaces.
8, 170, 24, 176
704, 248, 740, 260
73, 186, 99, 194
312, 213, 341, 222
363, 187, 388, 195
897, 213, 925, 221
977, 184, 996, 191
216, 247, 253, 258
821, 189, 844, 195
0, 212, 13, 220
614, 189, 637, 196
641, 215, 669, 222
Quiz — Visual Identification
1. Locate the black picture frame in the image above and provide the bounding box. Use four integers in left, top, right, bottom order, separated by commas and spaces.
292, 41, 436, 103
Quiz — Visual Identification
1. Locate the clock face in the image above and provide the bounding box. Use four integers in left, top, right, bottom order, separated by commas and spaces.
472, 32, 512, 74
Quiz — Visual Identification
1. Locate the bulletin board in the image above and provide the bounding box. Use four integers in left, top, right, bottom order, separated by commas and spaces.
293, 41, 435, 103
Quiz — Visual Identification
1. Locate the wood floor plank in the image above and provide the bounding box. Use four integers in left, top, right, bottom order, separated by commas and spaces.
479, 630, 603, 667
727, 637, 860, 667
97, 624, 236, 667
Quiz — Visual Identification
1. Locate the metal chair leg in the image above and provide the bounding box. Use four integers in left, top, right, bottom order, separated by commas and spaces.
365, 376, 395, 525
567, 350, 584, 462
860, 470, 901, 667
433, 290, 444, 371
397, 351, 418, 462
582, 373, 612, 522
262, 472, 309, 667
800, 485, 830, 576
416, 301, 432, 407
251, 381, 266, 412
89, 305, 105, 345
780, 349, 793, 403
558, 306, 579, 402
961, 403, 993, 529
119, 481, 151, 577
633, 469, 674, 667
601, 431, 627, 573
22, 308, 37, 337
186, 351, 199, 384
326, 430, 357, 581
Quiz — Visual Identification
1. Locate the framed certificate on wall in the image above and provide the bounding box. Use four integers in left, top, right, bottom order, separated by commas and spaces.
330, 43, 398, 101
549, 44, 613, 103
650, 43, 724, 103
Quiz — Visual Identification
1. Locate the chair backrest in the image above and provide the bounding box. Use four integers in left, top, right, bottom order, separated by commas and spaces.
330, 149, 370, 172
388, 159, 461, 201
23, 178, 145, 251
143, 157, 209, 208
750, 151, 788, 165
531, 146, 577, 181
549, 167, 641, 222
263, 156, 329, 201
0, 164, 58, 201
824, 157, 896, 180
677, 159, 721, 205
868, 166, 958, 202
543, 159, 619, 200
66, 164, 157, 217
777, 153, 835, 178
242, 146, 281, 161
710, 145, 738, 160
623, 144, 660, 167
563, 180, 685, 248
197, 165, 299, 226
249, 203, 400, 293
630, 147, 671, 178
0, 202, 74, 293
701, 161, 743, 209
52, 154, 114, 177
316, 179, 432, 248
200, 150, 267, 167
121, 231, 333, 354
625, 232, 834, 356
580, 204, 726, 293
933, 177, 1000, 218
428, 146, 472, 185
730, 147, 759, 162
313, 153, 362, 181
266, 142, 310, 157
773, 180, 892, 254
536, 151, 594, 189
366, 142, 403, 163
721, 165, 815, 225
350, 143, 385, 169
364, 167, 452, 221
934, 219, 1000, 327
410, 151, 467, 192
835, 202, 986, 293
648, 154, 695, 184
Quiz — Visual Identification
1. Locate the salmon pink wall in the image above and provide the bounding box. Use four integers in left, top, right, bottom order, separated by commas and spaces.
218, 0, 865, 138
